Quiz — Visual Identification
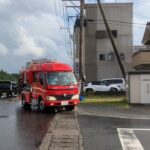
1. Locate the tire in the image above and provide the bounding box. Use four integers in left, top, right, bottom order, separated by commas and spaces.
38, 98, 46, 112
0, 93, 2, 98
22, 96, 31, 110
10, 92, 13, 97
6, 93, 9, 98
65, 105, 75, 111
109, 88, 118, 94
86, 89, 94, 95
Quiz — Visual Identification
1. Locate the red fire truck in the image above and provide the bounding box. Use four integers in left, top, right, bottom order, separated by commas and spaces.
19, 59, 80, 111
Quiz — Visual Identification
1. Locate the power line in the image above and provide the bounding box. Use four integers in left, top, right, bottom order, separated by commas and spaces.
53, 0, 63, 27
87, 19, 146, 28
62, 1, 75, 62
86, 1, 150, 19
87, 19, 146, 25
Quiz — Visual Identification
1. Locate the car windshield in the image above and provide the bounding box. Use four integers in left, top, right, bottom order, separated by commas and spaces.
47, 72, 77, 86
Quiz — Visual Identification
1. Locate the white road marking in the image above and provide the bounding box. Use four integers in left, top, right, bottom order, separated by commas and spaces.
78, 109, 150, 120
117, 128, 144, 150
120, 128, 150, 131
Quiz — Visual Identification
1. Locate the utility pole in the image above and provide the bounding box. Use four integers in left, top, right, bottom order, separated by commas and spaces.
62, 0, 80, 69
97, 0, 126, 79
79, 0, 84, 96
62, 0, 85, 96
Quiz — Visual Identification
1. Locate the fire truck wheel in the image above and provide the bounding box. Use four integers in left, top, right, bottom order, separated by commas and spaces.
22, 96, 31, 110
65, 105, 75, 111
38, 98, 45, 112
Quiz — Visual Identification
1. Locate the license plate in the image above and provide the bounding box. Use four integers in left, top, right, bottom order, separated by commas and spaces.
61, 101, 68, 106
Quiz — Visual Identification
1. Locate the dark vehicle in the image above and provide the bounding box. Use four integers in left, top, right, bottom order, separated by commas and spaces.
0, 81, 17, 97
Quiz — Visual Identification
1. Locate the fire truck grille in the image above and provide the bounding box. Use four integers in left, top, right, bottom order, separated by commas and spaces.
55, 95, 73, 101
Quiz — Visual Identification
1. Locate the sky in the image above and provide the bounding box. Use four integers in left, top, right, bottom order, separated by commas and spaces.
0, 0, 149, 73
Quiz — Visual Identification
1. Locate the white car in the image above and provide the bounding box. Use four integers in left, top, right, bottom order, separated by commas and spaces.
84, 78, 125, 94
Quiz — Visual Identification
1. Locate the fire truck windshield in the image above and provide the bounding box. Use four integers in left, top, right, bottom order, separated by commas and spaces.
47, 72, 77, 86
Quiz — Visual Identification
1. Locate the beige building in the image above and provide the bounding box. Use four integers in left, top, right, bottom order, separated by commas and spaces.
74, 3, 133, 81
132, 22, 150, 70
128, 22, 150, 104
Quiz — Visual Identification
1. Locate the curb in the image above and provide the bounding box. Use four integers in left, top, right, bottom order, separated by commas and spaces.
78, 109, 150, 120
39, 110, 84, 150
75, 111, 84, 150
39, 114, 59, 150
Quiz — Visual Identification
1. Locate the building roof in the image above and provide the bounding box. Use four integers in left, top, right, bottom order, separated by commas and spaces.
142, 22, 150, 45
133, 49, 150, 57
133, 45, 149, 53
129, 70, 150, 75
85, 3, 133, 7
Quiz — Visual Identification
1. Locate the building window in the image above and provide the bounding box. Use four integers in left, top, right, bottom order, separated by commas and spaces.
96, 30, 117, 39
99, 54, 106, 61
107, 52, 115, 61
111, 30, 117, 38
91, 81, 101, 85
120, 53, 125, 60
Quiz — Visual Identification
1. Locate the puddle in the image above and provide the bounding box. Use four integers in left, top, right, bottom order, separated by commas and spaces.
0, 115, 9, 118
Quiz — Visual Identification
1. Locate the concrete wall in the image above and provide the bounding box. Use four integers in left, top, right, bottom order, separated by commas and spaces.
129, 75, 141, 103
85, 3, 133, 81
84, 5, 97, 81
129, 73, 150, 104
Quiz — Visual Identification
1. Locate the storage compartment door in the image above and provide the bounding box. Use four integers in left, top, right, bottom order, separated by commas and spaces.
140, 75, 150, 104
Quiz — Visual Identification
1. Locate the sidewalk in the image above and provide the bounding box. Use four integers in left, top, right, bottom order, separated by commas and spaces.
39, 104, 150, 150
78, 103, 150, 119
39, 111, 83, 150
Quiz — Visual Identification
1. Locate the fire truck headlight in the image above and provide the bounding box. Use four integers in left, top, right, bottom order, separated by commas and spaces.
46, 96, 56, 101
71, 94, 79, 100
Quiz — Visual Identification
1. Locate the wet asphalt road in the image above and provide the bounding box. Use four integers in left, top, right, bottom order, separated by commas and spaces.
2, 97, 150, 150
0, 97, 54, 150
78, 114, 150, 150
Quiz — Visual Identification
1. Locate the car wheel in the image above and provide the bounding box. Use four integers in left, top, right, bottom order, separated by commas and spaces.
110, 88, 118, 93
65, 105, 75, 111
6, 93, 9, 98
38, 98, 45, 112
86, 89, 94, 95
10, 92, 13, 97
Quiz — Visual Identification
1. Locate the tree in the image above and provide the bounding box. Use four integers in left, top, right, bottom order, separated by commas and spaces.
0, 70, 19, 81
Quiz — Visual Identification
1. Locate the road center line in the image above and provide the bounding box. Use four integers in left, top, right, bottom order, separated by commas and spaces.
117, 128, 144, 150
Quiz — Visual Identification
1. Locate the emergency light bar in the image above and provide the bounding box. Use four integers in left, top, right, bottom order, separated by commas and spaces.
32, 58, 57, 64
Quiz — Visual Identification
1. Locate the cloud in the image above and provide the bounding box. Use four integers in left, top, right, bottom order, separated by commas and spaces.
0, 0, 71, 73
0, 43, 8, 55
0, 0, 10, 5
0, 0, 149, 73
14, 27, 45, 57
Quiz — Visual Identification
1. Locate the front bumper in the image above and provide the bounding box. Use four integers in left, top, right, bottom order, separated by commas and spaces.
44, 99, 80, 107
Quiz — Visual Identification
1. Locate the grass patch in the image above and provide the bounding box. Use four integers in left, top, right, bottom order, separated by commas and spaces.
81, 95, 129, 108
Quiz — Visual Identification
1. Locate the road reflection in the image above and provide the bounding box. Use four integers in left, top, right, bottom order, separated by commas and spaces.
0, 101, 54, 150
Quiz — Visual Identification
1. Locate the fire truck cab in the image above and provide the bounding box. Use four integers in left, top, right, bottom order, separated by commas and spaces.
19, 59, 80, 111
